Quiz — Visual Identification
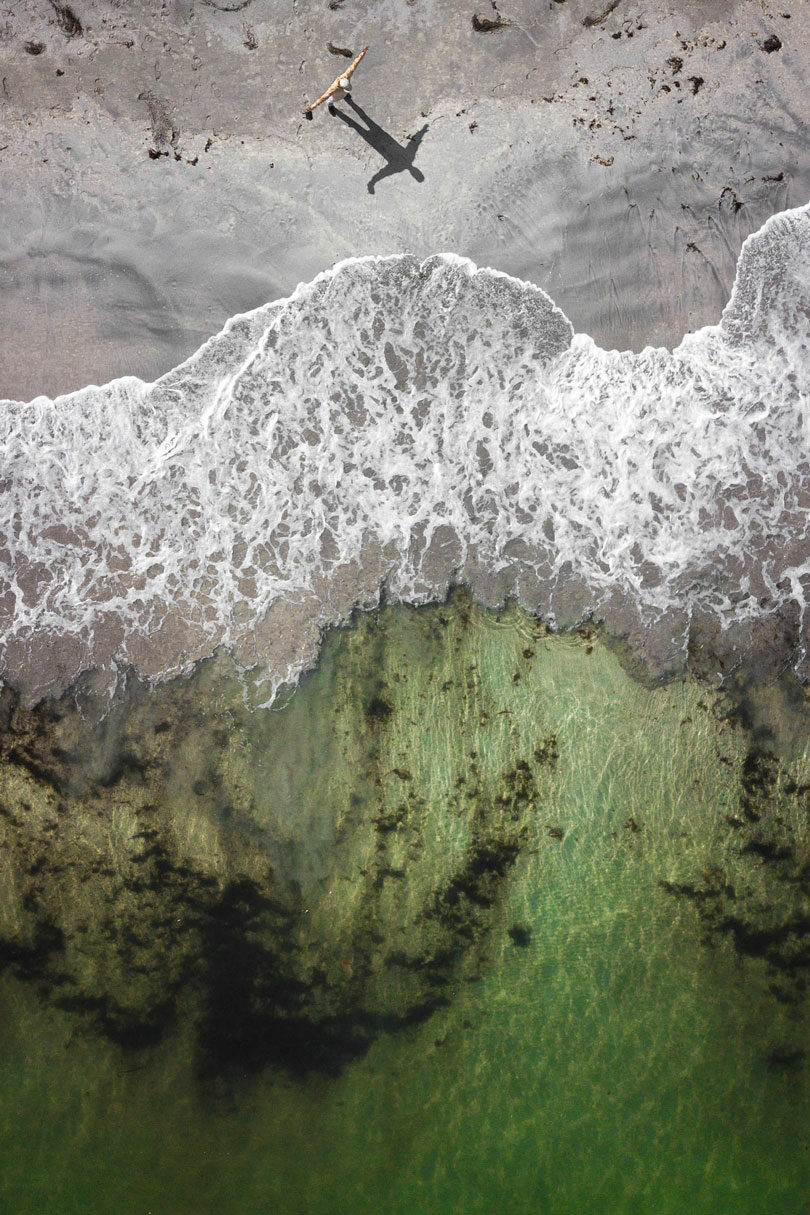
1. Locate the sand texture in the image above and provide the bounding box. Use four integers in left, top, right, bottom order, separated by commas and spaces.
0, 0, 808, 400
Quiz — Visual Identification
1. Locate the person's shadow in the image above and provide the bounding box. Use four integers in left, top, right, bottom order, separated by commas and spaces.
330, 97, 428, 195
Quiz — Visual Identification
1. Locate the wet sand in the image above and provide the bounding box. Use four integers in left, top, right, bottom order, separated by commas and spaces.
1, 0, 808, 400
0, 0, 808, 701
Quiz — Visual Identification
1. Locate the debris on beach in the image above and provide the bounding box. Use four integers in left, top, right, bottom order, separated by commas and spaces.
472, 11, 511, 33
48, 0, 82, 37
327, 42, 353, 57
138, 90, 179, 156
583, 0, 621, 27
720, 186, 744, 213
761, 34, 782, 52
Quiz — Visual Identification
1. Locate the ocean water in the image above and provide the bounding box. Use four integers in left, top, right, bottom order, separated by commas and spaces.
1, 202, 810, 1211
1, 598, 810, 1214
1, 204, 809, 701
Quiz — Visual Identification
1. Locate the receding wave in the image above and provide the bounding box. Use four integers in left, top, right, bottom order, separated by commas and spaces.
1, 204, 809, 703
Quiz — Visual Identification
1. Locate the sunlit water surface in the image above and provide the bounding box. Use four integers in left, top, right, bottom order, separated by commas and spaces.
0, 597, 808, 1213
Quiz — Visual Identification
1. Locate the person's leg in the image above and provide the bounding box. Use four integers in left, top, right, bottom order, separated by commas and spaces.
367, 164, 398, 194
329, 85, 348, 114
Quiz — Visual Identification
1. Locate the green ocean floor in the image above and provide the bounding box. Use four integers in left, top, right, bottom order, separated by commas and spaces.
0, 594, 809, 1213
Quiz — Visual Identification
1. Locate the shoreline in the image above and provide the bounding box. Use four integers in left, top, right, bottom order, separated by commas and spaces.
2, 5, 810, 1205
1, 0, 808, 399
2, 217, 810, 707
0, 582, 803, 725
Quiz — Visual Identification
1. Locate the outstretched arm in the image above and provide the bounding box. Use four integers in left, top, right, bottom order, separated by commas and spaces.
304, 46, 368, 115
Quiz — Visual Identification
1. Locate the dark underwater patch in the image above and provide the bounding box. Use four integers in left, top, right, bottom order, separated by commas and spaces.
0, 663, 543, 1084
659, 743, 810, 1006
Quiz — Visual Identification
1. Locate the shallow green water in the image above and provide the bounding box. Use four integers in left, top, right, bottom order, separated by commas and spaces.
1, 597, 809, 1213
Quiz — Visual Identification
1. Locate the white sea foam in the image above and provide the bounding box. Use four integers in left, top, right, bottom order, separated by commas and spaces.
1, 205, 809, 701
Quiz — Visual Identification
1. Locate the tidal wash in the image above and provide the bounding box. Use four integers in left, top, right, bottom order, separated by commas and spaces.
0, 206, 809, 701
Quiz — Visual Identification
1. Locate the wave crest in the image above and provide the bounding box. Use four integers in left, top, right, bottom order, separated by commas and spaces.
1, 210, 809, 702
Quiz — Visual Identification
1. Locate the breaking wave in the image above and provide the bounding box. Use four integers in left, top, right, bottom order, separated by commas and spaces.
1, 203, 809, 702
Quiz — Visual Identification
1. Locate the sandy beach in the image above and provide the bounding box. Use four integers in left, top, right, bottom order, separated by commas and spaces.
4, 8, 810, 1211
1, 0, 808, 401
0, 0, 809, 706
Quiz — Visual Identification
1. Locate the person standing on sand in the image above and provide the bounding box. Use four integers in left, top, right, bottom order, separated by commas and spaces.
304, 46, 368, 119
328, 78, 352, 115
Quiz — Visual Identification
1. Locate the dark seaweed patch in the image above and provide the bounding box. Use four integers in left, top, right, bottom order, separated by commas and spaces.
740, 838, 794, 863
660, 747, 810, 1005
56, 991, 175, 1050
472, 13, 510, 32
49, 1, 82, 36
0, 919, 64, 981
7, 746, 67, 795
739, 749, 777, 822
533, 735, 559, 766
0, 755, 539, 1084
766, 1047, 804, 1073
583, 0, 621, 27
366, 695, 393, 722
0, 618, 557, 1085
96, 750, 150, 788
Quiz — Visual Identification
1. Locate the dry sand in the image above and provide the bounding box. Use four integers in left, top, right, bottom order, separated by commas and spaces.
0, 0, 808, 401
